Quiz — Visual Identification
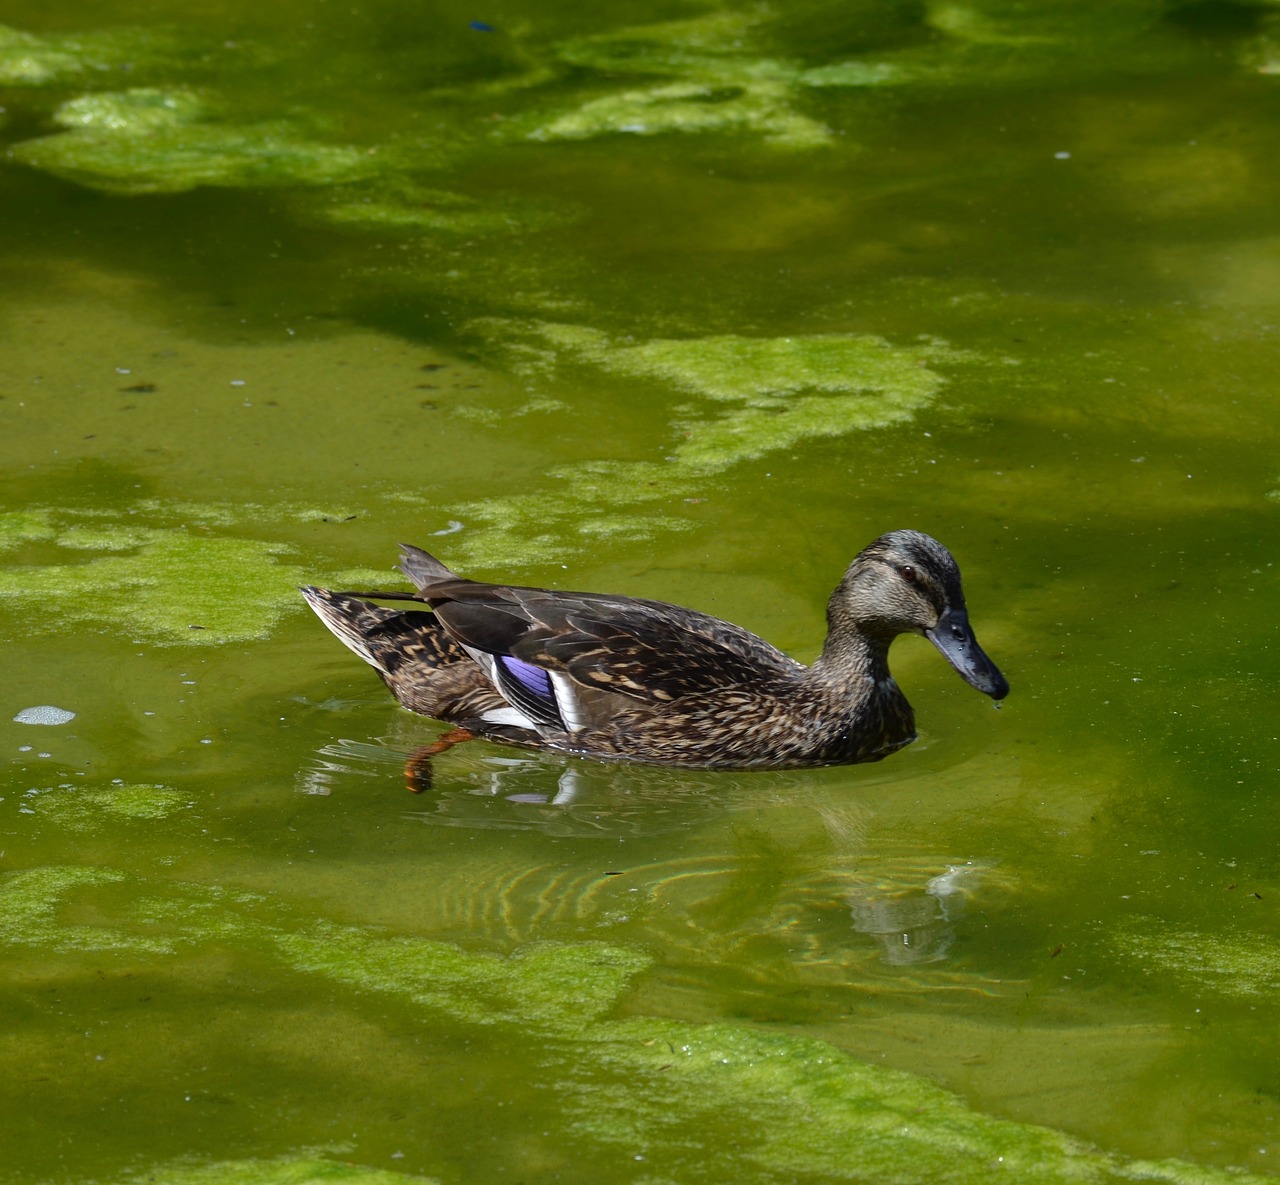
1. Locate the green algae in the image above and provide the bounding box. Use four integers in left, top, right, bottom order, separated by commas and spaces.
0, 867, 271, 955
448, 321, 946, 566
113, 1154, 440, 1185
302, 179, 567, 236
129, 888, 270, 945
55, 522, 157, 551
0, 23, 197, 86
502, 1, 1211, 160
0, 498, 390, 646
132, 500, 368, 529
276, 925, 649, 1033
531, 12, 833, 147
0, 24, 84, 84
39, 783, 187, 831
53, 86, 207, 132
521, 0, 1198, 152
0, 0, 1181, 230
0, 861, 1273, 1185
14, 122, 374, 194
475, 321, 949, 418
0, 523, 304, 644
1118, 921, 1280, 998
0, 510, 55, 552
550, 11, 772, 78
570, 1020, 1255, 1185
800, 61, 912, 88
676, 389, 917, 467
0, 0, 1222, 218
14, 91, 380, 194
578, 329, 943, 405
0, 866, 173, 955
927, 3, 1058, 46
95, 783, 185, 819
529, 78, 832, 147
522, 7, 953, 148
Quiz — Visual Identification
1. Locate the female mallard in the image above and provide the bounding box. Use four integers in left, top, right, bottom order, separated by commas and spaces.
301, 530, 1007, 773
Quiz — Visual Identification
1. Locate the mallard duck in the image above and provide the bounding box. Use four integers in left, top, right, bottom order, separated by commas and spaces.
301, 530, 1007, 773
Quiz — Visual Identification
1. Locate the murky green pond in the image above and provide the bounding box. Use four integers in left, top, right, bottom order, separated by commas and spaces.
3, 2, 1280, 1182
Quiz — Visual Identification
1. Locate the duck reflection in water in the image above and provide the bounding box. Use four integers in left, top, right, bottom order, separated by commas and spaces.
847, 863, 983, 966
298, 737, 994, 974
298, 737, 823, 838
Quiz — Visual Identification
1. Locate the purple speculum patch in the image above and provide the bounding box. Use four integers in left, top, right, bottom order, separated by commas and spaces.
500, 654, 554, 701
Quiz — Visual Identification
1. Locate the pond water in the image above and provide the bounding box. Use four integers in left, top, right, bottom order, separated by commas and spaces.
2, 2, 1280, 1183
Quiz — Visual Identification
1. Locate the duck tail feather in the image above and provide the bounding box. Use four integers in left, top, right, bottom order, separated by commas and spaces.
398, 544, 459, 591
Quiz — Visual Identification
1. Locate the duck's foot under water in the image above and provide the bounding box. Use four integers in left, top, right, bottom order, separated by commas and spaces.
404, 727, 477, 792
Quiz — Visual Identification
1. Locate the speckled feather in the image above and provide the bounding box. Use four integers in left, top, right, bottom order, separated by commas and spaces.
301, 530, 1008, 770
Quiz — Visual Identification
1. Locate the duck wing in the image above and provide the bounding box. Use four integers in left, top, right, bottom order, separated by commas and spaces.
396, 544, 803, 735
431, 580, 800, 728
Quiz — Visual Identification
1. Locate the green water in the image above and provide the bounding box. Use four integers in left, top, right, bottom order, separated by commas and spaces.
2, 2, 1280, 1182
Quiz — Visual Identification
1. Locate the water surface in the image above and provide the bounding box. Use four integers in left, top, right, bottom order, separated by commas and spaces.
2, 2, 1280, 1182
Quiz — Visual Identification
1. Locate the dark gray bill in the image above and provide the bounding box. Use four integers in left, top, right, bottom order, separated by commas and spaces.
925, 607, 1009, 700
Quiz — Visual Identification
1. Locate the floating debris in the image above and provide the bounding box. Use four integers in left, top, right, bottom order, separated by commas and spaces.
13, 705, 75, 725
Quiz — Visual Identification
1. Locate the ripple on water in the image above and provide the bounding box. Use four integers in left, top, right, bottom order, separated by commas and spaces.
293, 735, 1022, 1011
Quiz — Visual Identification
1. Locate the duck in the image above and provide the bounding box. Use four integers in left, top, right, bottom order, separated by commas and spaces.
300, 529, 1008, 776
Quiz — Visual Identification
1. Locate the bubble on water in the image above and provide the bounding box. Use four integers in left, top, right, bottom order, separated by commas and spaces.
13, 705, 76, 725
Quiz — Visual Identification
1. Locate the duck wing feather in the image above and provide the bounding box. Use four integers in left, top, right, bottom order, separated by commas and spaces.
431, 583, 803, 705
396, 545, 804, 732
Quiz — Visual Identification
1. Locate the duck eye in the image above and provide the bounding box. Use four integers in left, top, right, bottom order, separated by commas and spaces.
900, 564, 917, 583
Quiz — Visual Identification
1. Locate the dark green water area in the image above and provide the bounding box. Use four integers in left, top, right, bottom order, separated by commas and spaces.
2, 1, 1280, 1182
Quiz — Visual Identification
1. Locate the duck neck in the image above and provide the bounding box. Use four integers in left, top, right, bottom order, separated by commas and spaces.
810, 623, 894, 690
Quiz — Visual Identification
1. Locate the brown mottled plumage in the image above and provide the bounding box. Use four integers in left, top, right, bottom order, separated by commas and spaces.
300, 530, 1008, 770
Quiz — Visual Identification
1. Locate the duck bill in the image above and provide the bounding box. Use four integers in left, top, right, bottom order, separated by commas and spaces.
925, 607, 1009, 700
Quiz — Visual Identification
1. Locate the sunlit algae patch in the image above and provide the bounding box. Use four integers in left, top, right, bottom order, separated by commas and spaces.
1, 864, 1273, 1185
1, 4, 1192, 201
450, 321, 948, 566
0, 504, 368, 645
0, 24, 200, 86
110, 1153, 439, 1185
528, 10, 911, 147
528, 77, 833, 148
1117, 918, 1280, 998
13, 87, 378, 194
302, 179, 565, 236
511, 3, 1204, 151
0, 509, 56, 552
37, 783, 187, 831
2, 8, 916, 189
0, 526, 300, 644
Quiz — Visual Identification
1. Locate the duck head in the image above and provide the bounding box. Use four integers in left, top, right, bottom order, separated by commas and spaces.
830, 529, 1009, 699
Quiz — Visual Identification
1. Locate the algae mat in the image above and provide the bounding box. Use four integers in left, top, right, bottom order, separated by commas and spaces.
1, 863, 1275, 1185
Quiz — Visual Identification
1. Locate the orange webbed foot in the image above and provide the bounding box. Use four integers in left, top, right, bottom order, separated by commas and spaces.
403, 727, 477, 793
